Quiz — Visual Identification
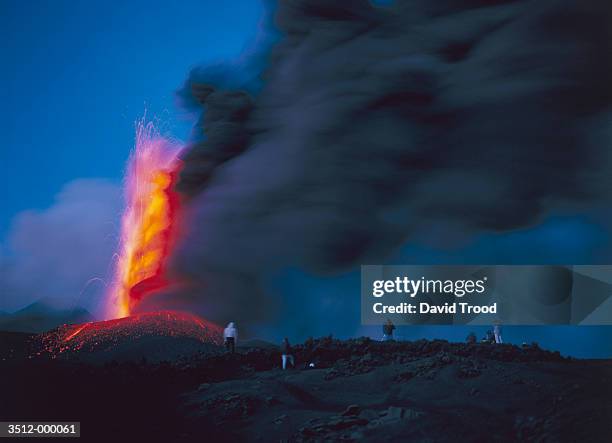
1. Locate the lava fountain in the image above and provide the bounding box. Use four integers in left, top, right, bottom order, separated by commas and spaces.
106, 118, 183, 319
36, 118, 223, 358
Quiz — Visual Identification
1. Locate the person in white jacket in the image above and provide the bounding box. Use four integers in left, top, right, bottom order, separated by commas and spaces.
223, 322, 238, 353
494, 324, 503, 344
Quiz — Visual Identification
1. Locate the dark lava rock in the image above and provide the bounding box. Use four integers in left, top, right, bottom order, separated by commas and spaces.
265, 395, 280, 406
514, 415, 555, 441
295, 405, 425, 441
457, 361, 485, 379
324, 357, 377, 380
4, 332, 607, 442
341, 404, 361, 417
201, 392, 260, 422
378, 406, 423, 423
395, 370, 415, 382
273, 414, 288, 425
297, 414, 368, 440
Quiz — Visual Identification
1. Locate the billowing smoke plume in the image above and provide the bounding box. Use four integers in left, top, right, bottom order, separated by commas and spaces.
163, 0, 612, 332
0, 179, 121, 314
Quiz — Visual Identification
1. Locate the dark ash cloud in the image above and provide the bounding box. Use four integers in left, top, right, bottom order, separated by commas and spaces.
169, 0, 612, 333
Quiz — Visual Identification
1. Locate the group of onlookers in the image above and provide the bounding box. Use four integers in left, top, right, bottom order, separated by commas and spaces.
221, 319, 504, 371
223, 322, 295, 370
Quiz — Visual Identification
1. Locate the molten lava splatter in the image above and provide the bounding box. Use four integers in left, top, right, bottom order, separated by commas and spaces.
106, 119, 183, 319
32, 119, 225, 360
40, 311, 223, 356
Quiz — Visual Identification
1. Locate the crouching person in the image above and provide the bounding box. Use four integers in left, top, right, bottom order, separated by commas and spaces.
224, 322, 237, 353
281, 337, 295, 370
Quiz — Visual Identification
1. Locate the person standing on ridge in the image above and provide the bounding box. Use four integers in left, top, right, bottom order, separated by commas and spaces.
224, 322, 238, 353
494, 323, 503, 344
382, 318, 395, 341
483, 329, 495, 344
281, 337, 295, 370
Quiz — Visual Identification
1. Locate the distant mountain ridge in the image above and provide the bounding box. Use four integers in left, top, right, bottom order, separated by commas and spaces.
0, 299, 93, 333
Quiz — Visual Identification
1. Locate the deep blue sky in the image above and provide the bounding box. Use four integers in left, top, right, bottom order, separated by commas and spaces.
1, 0, 264, 235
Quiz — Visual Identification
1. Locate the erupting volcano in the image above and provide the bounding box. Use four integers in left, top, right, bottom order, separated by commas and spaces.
106, 118, 183, 319
37, 118, 224, 357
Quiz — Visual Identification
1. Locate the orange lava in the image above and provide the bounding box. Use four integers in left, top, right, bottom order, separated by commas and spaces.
39, 311, 223, 356
106, 119, 183, 319
63, 324, 87, 342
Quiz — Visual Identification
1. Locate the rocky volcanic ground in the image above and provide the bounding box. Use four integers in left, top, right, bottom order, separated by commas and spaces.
1, 332, 611, 442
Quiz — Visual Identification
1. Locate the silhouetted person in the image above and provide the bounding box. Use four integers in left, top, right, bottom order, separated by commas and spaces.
466, 332, 477, 344
482, 329, 495, 344
382, 319, 395, 341
281, 337, 295, 370
224, 322, 237, 353
494, 324, 503, 344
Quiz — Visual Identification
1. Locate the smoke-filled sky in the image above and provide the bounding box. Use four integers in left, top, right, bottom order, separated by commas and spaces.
1, 0, 612, 357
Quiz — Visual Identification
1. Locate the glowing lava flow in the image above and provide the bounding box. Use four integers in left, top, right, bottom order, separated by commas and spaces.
106, 119, 183, 319
39, 311, 223, 357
